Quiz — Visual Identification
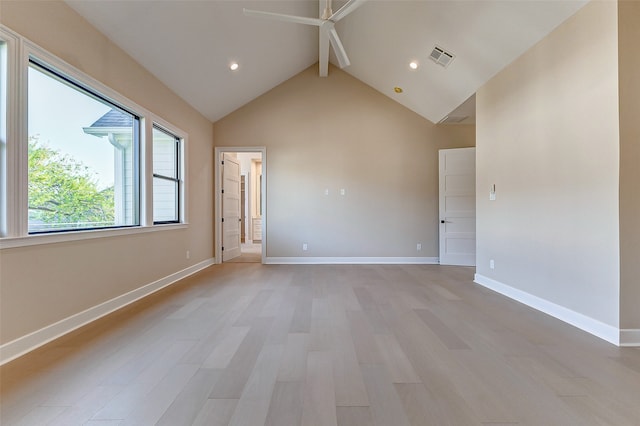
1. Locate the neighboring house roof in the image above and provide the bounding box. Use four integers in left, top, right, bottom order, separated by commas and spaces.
88, 109, 133, 128
83, 109, 133, 149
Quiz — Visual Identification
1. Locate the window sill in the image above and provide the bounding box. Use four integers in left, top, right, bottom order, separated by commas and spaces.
0, 223, 189, 249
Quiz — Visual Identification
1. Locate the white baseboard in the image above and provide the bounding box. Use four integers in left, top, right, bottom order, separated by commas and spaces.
620, 329, 640, 347
474, 273, 623, 346
0, 258, 215, 366
264, 257, 439, 265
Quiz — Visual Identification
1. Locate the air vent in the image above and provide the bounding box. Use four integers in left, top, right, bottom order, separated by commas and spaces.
429, 46, 455, 68
438, 115, 469, 124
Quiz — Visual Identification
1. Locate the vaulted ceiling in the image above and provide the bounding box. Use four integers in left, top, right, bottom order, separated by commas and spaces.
66, 0, 587, 124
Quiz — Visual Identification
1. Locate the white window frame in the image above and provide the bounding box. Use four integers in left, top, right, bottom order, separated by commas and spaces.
146, 116, 189, 226
28, 58, 143, 232
0, 25, 188, 249
1, 27, 21, 239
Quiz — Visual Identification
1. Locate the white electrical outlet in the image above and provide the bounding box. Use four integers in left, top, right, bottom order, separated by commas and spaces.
302, 243, 308, 251
417, 243, 422, 251
489, 259, 495, 269
340, 188, 346, 196
186, 250, 190, 259
324, 189, 329, 196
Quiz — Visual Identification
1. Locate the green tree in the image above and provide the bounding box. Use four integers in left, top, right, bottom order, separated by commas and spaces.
28, 136, 115, 228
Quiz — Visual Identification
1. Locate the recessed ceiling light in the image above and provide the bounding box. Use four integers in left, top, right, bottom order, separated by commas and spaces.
229, 62, 239, 71
394, 87, 403, 94
409, 61, 419, 70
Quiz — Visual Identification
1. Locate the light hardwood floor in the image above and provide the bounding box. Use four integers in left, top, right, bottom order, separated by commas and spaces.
225, 243, 262, 263
1, 264, 639, 425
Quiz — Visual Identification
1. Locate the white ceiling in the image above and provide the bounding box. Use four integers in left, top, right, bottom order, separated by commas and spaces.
66, 0, 587, 124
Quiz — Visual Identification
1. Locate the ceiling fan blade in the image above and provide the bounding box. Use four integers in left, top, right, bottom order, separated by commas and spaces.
328, 27, 350, 68
243, 9, 323, 27
319, 28, 330, 77
328, 0, 367, 22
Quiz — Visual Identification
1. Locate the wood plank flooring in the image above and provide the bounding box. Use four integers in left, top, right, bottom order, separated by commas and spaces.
1, 263, 639, 425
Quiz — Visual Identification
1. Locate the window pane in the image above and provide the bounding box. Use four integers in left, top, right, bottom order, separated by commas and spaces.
28, 62, 139, 233
152, 126, 179, 223
152, 127, 177, 178
153, 177, 178, 222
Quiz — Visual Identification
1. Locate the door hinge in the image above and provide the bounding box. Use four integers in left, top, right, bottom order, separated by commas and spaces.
221, 189, 224, 194
222, 217, 224, 222
222, 246, 224, 251
221, 160, 224, 165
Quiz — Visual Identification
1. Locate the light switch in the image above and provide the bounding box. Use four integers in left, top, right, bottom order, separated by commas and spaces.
489, 184, 496, 201
340, 188, 346, 196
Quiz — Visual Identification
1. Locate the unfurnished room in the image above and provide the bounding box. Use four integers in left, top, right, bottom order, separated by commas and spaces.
0, 0, 639, 424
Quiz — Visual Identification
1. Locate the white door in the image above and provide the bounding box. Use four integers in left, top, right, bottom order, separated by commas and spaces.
222, 153, 241, 261
439, 147, 476, 266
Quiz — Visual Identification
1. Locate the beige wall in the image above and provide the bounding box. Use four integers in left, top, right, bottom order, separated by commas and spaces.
618, 0, 640, 330
476, 1, 621, 327
0, 1, 213, 344
214, 65, 474, 258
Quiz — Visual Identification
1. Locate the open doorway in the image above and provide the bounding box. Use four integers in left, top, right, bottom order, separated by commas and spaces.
215, 147, 265, 264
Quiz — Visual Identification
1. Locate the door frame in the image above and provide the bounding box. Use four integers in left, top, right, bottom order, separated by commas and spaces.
214, 147, 267, 264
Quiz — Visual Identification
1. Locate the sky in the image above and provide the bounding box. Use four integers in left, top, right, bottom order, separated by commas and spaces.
28, 65, 115, 190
